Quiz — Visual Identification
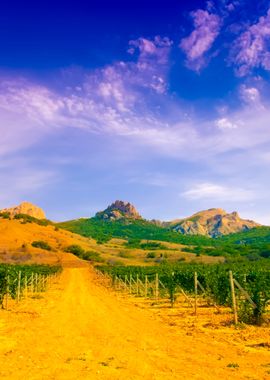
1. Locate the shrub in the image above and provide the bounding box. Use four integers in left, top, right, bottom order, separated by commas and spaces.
124, 239, 141, 249
82, 251, 104, 262
31, 241, 52, 251
146, 252, 156, 259
65, 244, 84, 256
260, 250, 270, 258
0, 212, 11, 219
140, 242, 166, 250
14, 213, 50, 226
65, 245, 105, 263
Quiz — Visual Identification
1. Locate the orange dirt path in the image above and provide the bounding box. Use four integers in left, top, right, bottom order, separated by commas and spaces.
0, 261, 269, 379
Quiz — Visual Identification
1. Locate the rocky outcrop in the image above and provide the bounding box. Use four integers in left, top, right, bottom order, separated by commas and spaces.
170, 208, 259, 237
95, 200, 142, 220
0, 201, 46, 220
94, 202, 259, 236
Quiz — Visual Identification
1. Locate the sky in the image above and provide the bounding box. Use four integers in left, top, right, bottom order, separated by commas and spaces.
1, 0, 270, 223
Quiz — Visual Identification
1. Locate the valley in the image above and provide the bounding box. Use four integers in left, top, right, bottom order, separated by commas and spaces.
0, 201, 269, 379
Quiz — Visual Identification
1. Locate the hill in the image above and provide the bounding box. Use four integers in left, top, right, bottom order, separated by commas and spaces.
0, 216, 223, 266
0, 217, 100, 265
218, 226, 270, 245
0, 201, 46, 220
1, 200, 269, 265
57, 217, 214, 246
61, 200, 260, 239
168, 208, 259, 237
91, 201, 261, 237
57, 217, 270, 262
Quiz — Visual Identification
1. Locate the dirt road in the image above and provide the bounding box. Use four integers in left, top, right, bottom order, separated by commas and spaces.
0, 259, 269, 379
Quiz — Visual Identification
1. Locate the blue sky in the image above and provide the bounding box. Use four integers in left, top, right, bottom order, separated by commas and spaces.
1, 0, 270, 223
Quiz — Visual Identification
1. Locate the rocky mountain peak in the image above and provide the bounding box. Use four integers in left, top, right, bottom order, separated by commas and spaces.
170, 208, 259, 237
95, 200, 142, 220
0, 201, 46, 220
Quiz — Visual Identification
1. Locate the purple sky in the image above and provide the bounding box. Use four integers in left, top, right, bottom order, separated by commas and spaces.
1, 0, 270, 224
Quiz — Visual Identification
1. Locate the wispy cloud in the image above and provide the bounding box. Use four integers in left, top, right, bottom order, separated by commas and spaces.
180, 9, 222, 71
1, 33, 270, 181
180, 3, 270, 77
229, 8, 270, 76
1, 74, 270, 163
181, 182, 255, 202
0, 36, 175, 157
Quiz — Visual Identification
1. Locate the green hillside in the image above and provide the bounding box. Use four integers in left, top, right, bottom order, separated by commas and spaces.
218, 226, 270, 245
57, 217, 214, 246
56, 218, 270, 262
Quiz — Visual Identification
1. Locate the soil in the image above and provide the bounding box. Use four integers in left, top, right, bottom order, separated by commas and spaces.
0, 255, 269, 380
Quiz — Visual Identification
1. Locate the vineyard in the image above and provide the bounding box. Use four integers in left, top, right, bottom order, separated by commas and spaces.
98, 262, 270, 325
0, 264, 61, 308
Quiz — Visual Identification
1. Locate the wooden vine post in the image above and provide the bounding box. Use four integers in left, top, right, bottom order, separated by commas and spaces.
5, 275, 9, 309
136, 274, 139, 295
31, 273, 34, 294
155, 273, 159, 300
24, 275, 28, 299
229, 270, 238, 324
194, 271, 198, 316
35, 273, 38, 292
145, 275, 148, 298
129, 274, 132, 294
17, 271, 21, 302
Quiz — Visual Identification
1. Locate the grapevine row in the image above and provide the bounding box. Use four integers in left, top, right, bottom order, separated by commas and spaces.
98, 262, 270, 324
0, 264, 61, 308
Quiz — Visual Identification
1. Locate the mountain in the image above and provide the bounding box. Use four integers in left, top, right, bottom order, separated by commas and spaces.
56, 201, 270, 260
169, 208, 259, 237
0, 201, 46, 220
94, 202, 260, 237
95, 200, 142, 221
0, 199, 261, 240
69, 201, 260, 239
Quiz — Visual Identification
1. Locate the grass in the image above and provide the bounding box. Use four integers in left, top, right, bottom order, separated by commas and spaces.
57, 217, 214, 246
57, 217, 270, 262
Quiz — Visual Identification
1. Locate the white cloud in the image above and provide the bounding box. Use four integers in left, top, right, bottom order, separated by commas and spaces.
1, 34, 270, 171
239, 85, 264, 109
2, 75, 270, 164
181, 182, 254, 202
215, 117, 238, 130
